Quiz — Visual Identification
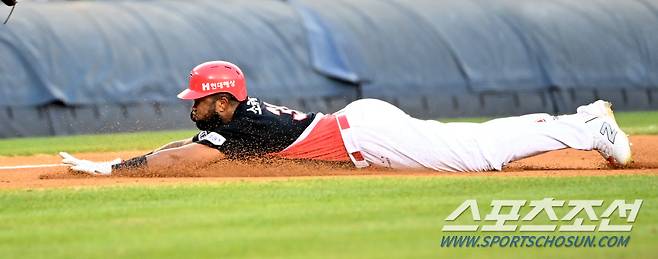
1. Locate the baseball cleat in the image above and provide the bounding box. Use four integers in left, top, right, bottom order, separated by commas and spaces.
577, 100, 632, 166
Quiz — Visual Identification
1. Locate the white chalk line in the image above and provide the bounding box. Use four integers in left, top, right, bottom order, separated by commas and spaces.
0, 164, 70, 170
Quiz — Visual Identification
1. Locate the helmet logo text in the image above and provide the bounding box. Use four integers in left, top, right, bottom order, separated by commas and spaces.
201, 80, 236, 91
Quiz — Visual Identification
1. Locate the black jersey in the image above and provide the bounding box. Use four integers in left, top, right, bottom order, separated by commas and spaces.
192, 97, 316, 158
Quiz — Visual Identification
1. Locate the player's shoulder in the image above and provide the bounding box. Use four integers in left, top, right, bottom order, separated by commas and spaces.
239, 96, 265, 116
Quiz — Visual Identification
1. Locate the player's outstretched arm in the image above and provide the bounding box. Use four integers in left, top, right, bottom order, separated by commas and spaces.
142, 143, 224, 172
60, 143, 224, 175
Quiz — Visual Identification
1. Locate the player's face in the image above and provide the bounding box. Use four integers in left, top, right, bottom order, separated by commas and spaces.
191, 95, 217, 122
191, 95, 226, 131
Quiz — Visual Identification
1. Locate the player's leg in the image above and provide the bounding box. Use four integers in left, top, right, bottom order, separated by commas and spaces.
337, 99, 630, 172
337, 99, 580, 172
477, 100, 632, 170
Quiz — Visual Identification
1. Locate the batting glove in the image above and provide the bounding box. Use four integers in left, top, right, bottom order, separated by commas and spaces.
59, 152, 121, 175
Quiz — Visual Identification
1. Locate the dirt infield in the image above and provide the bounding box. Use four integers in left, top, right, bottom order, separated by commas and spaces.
1, 136, 657, 189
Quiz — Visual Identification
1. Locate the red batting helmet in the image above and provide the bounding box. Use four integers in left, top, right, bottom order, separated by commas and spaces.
177, 61, 248, 101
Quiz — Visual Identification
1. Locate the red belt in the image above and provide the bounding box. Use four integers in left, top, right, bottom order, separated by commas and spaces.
337, 114, 365, 162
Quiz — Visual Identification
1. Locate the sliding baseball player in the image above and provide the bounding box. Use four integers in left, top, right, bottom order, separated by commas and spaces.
60, 61, 632, 174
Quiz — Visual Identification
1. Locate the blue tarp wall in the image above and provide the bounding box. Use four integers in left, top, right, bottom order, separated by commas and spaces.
1, 0, 658, 137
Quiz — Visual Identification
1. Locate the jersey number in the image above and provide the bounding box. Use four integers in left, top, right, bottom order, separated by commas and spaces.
263, 102, 308, 121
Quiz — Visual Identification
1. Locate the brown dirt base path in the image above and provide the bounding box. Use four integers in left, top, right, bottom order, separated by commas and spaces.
1, 136, 657, 189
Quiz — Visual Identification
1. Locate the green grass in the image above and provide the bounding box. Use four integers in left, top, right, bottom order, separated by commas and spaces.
614, 111, 658, 135
0, 176, 656, 258
0, 110, 656, 156
0, 130, 196, 156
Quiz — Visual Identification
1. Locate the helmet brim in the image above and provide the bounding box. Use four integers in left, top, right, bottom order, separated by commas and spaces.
177, 89, 211, 100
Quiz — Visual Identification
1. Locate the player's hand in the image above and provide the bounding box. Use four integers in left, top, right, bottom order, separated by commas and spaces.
59, 152, 121, 175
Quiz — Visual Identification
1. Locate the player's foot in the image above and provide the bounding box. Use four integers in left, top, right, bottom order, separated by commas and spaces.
577, 100, 632, 166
